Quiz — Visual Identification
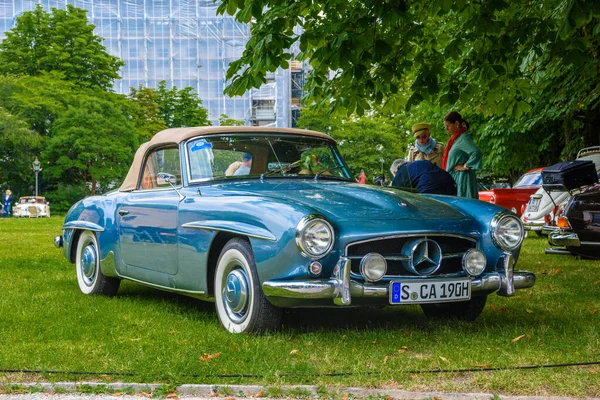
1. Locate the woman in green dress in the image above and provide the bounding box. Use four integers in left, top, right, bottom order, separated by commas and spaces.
441, 112, 482, 199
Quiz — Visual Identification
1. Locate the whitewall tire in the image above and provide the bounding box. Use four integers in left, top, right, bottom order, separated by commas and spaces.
75, 230, 120, 296
214, 238, 282, 333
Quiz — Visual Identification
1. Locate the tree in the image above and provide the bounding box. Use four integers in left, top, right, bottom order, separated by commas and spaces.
128, 85, 168, 143
0, 73, 76, 136
0, 107, 42, 195
297, 109, 407, 182
0, 5, 124, 90
219, 114, 245, 126
155, 81, 211, 128
219, 0, 599, 177
42, 97, 137, 196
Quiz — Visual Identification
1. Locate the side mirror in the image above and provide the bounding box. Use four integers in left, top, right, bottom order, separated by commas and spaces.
157, 172, 177, 186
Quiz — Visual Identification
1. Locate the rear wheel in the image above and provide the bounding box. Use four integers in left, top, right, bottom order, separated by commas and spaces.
214, 238, 282, 333
75, 231, 120, 296
420, 295, 487, 321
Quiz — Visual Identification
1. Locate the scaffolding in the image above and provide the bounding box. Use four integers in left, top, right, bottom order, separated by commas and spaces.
0, 0, 302, 127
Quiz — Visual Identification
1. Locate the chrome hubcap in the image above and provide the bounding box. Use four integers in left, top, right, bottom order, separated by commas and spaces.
80, 243, 97, 286
223, 268, 249, 323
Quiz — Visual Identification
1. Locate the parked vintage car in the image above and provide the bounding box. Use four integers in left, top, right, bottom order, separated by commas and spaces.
13, 196, 51, 218
478, 168, 543, 217
521, 188, 570, 235
54, 127, 535, 333
546, 183, 600, 259
522, 146, 600, 235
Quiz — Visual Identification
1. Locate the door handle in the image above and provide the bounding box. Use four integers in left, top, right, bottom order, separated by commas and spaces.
118, 210, 130, 216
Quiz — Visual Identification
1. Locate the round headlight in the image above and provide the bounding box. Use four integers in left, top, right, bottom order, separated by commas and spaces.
359, 253, 387, 282
296, 216, 334, 258
491, 212, 524, 251
462, 249, 486, 276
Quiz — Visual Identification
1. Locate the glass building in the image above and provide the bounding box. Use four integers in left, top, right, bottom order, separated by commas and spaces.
0, 0, 305, 127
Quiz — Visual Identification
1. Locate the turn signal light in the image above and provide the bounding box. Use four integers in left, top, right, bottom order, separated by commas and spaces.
557, 216, 570, 229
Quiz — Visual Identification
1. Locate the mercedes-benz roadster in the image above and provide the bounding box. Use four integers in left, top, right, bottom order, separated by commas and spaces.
55, 127, 535, 333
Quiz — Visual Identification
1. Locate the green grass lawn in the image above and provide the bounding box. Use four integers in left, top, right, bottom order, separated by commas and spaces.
0, 216, 599, 397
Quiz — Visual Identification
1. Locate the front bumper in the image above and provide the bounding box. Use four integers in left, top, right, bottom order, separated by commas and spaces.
262, 255, 535, 306
523, 221, 544, 231
548, 231, 580, 247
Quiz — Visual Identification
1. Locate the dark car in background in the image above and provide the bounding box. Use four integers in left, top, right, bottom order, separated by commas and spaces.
546, 183, 600, 259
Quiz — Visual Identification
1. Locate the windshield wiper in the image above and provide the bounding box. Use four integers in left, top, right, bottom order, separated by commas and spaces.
260, 159, 302, 180
314, 165, 347, 181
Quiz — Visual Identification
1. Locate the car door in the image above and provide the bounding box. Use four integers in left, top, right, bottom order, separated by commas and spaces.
117, 145, 181, 277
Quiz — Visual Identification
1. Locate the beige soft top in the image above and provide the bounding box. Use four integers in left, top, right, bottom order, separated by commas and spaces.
119, 126, 334, 192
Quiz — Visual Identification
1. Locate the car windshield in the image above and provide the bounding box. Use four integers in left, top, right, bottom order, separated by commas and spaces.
514, 172, 542, 187
186, 134, 353, 182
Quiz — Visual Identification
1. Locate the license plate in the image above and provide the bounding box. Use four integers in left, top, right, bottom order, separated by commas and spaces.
389, 279, 471, 304
528, 198, 541, 212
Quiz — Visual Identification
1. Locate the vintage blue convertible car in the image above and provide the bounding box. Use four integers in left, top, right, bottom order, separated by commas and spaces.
55, 127, 535, 333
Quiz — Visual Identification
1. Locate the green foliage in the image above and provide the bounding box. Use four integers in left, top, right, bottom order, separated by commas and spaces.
44, 183, 85, 213
0, 73, 77, 136
42, 96, 137, 195
0, 107, 41, 194
219, 0, 600, 178
297, 109, 407, 182
0, 5, 124, 90
219, 114, 246, 126
128, 85, 169, 143
156, 81, 211, 128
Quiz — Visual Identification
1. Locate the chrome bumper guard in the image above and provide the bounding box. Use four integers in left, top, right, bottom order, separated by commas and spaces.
54, 235, 63, 249
548, 231, 580, 247
262, 255, 536, 305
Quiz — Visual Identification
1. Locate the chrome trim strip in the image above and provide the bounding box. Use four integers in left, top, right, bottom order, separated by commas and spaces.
344, 233, 478, 256
181, 221, 276, 241
62, 221, 104, 232
115, 273, 207, 296
581, 241, 600, 247
348, 252, 464, 261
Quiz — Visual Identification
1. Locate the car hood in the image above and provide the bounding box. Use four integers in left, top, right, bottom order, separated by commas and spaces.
240, 180, 469, 221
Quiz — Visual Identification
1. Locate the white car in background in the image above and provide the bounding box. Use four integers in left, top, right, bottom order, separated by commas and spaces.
521, 146, 600, 235
13, 196, 51, 218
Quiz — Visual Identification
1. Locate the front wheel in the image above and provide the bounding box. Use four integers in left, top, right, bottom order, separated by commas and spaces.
75, 231, 120, 296
214, 238, 282, 333
420, 295, 487, 321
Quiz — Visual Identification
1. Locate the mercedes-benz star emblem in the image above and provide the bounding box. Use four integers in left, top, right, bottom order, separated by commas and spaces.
410, 239, 442, 275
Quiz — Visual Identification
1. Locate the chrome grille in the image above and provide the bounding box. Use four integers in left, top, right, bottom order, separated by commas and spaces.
346, 235, 477, 277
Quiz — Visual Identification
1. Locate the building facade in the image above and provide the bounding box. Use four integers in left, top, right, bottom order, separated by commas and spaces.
0, 0, 303, 127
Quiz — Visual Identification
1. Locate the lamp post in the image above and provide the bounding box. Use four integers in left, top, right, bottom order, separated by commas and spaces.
32, 157, 42, 196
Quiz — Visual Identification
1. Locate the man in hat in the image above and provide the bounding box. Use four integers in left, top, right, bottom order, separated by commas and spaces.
390, 159, 457, 196
407, 122, 445, 167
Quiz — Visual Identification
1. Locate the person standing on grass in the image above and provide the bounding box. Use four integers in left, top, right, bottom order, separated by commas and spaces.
2, 189, 13, 218
442, 111, 482, 199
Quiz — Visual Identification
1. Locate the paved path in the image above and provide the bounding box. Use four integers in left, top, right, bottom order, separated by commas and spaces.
1, 382, 599, 400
